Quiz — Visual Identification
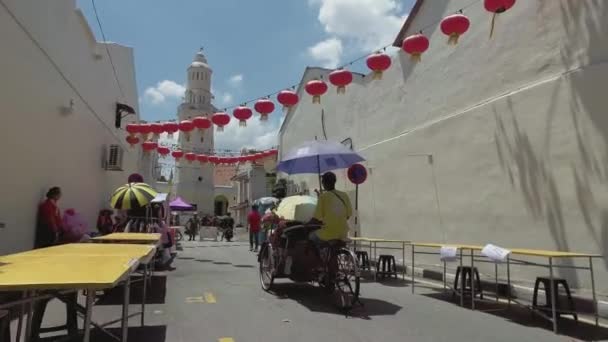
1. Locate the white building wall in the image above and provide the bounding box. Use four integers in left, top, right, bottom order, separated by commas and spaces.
0, 0, 141, 254
280, 0, 608, 292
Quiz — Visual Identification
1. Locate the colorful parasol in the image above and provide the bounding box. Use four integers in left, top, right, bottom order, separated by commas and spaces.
110, 182, 157, 210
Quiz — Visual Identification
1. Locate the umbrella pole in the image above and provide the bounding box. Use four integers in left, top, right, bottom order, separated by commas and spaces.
355, 184, 359, 237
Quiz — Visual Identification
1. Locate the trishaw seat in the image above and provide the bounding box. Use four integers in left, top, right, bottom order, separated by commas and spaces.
319, 239, 347, 248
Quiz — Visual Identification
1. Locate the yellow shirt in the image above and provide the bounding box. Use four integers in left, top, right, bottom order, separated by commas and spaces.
313, 190, 352, 241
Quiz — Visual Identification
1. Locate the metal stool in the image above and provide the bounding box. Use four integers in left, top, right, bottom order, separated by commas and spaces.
355, 251, 370, 270
0, 310, 10, 342
376, 255, 397, 279
532, 277, 577, 320
453, 266, 483, 298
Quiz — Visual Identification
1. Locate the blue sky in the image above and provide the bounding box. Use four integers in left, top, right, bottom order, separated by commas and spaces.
78, 0, 412, 150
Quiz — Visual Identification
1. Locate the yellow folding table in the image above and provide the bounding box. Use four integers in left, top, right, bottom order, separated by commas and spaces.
92, 233, 161, 246
0, 254, 139, 342
350, 237, 411, 279
410, 242, 485, 307
6, 243, 157, 329
485, 248, 603, 333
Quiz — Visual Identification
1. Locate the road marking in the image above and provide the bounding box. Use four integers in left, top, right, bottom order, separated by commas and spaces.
204, 292, 217, 303
218, 338, 234, 342
185, 296, 205, 303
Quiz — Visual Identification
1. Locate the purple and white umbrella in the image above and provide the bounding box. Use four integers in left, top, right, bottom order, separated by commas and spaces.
277, 140, 365, 175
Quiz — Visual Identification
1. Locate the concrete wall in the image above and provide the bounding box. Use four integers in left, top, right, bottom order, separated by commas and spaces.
279, 0, 608, 292
0, 0, 141, 254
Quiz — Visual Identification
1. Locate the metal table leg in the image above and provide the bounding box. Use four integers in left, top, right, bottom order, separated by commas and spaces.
141, 266, 147, 327
16, 291, 26, 342
507, 256, 511, 307
402, 242, 406, 280
590, 257, 598, 326
443, 261, 447, 293
411, 245, 415, 294
459, 249, 464, 307
471, 249, 475, 310
25, 290, 34, 342
122, 276, 131, 342
549, 257, 557, 333
83, 290, 94, 342
495, 262, 499, 303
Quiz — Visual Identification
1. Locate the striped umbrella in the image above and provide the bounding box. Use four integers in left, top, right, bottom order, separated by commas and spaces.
110, 183, 158, 210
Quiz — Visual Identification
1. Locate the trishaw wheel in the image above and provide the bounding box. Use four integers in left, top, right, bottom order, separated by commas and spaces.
333, 249, 360, 311
259, 244, 275, 292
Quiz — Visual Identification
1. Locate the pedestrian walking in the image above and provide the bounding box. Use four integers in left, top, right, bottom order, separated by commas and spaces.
248, 205, 262, 252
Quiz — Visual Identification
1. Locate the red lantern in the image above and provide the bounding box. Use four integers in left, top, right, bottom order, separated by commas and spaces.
254, 99, 275, 122
126, 135, 139, 147
440, 14, 470, 45
125, 123, 140, 137
402, 33, 430, 62
157, 146, 170, 157
196, 154, 208, 164
179, 120, 194, 141
305, 80, 328, 104
484, 0, 515, 13
277, 90, 299, 111
329, 69, 353, 95
366, 53, 392, 80
142, 141, 158, 152
192, 116, 212, 142
163, 122, 179, 138
485, 0, 516, 38
171, 150, 184, 161
185, 152, 196, 164
212, 112, 231, 132
139, 124, 152, 140
150, 123, 164, 139
233, 106, 253, 127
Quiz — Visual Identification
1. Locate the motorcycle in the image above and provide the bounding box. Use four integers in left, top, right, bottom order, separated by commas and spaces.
223, 226, 234, 242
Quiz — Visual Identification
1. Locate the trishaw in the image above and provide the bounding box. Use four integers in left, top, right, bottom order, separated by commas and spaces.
258, 222, 361, 311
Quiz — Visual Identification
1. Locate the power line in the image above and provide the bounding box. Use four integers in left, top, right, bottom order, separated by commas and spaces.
152, 0, 482, 120
0, 0, 130, 150
91, 0, 125, 98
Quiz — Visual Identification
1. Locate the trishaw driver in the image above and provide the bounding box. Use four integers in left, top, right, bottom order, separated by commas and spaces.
309, 172, 353, 245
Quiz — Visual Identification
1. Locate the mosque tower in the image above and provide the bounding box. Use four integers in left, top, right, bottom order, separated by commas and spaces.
175, 49, 216, 214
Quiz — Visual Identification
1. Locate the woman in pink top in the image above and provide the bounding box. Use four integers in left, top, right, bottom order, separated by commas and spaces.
248, 205, 262, 252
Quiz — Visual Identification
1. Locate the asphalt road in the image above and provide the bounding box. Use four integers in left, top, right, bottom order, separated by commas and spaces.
36, 237, 607, 341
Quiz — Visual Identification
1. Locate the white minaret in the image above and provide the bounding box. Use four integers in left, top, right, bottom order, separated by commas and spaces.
175, 49, 216, 214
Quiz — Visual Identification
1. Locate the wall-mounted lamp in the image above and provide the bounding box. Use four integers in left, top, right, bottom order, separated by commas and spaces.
115, 102, 136, 128
59, 99, 74, 115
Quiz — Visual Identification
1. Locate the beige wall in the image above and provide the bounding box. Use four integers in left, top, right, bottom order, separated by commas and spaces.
0, 0, 141, 254
280, 0, 608, 292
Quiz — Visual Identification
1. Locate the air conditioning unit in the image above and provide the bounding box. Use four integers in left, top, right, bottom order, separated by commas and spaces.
102, 144, 124, 171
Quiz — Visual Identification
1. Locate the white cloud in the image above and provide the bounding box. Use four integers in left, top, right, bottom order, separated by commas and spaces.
308, 0, 407, 66
228, 74, 244, 87
214, 117, 281, 151
212, 89, 234, 107
143, 80, 186, 105
308, 37, 343, 68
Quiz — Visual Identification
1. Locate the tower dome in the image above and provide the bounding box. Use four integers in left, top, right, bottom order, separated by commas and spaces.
190, 49, 209, 68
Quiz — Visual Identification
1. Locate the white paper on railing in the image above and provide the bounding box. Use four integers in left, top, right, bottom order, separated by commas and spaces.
481, 244, 511, 262
440, 246, 458, 262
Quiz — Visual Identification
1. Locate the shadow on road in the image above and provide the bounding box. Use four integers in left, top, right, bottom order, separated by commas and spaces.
359, 276, 410, 288
95, 275, 167, 305
270, 283, 402, 318
40, 325, 167, 342
422, 291, 608, 341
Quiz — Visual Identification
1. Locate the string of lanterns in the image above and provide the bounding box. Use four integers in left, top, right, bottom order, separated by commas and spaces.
142, 146, 279, 166
126, 0, 515, 147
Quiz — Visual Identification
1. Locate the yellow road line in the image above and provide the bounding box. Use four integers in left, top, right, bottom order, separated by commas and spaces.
219, 338, 234, 342
204, 292, 217, 303
185, 296, 205, 303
